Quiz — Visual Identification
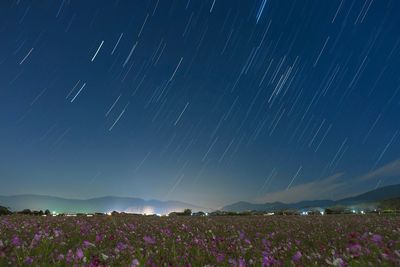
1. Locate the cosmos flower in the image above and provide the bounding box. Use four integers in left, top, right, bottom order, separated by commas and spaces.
143, 236, 156, 245
76, 248, 84, 260
83, 240, 95, 248
11, 236, 22, 247
116, 242, 128, 251
0, 214, 398, 266
131, 259, 140, 267
292, 251, 302, 261
24, 256, 33, 265
371, 234, 383, 243
347, 243, 362, 257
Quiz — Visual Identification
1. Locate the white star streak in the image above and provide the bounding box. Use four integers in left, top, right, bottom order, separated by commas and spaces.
19, 47, 34, 65
109, 103, 129, 131
91, 40, 104, 62
286, 165, 302, 190
70, 82, 86, 103
174, 102, 189, 126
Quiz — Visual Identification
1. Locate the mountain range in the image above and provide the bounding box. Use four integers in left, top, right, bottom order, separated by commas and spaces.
1, 184, 399, 214
0, 195, 206, 215
222, 184, 400, 212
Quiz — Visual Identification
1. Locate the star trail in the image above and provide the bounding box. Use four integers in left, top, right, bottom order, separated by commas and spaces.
1, 0, 400, 208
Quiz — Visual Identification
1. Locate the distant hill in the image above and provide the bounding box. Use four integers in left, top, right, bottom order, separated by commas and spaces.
378, 197, 400, 210
337, 184, 400, 205
222, 184, 400, 212
0, 195, 207, 214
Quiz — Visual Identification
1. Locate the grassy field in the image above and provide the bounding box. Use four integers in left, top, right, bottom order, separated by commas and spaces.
0, 214, 399, 266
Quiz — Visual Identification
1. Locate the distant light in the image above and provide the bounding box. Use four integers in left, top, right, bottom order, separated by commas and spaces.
106, 212, 112, 216
321, 211, 324, 215
87, 214, 93, 217
352, 210, 356, 214
361, 210, 365, 214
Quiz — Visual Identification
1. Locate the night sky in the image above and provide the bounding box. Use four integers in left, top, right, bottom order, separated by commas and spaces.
1, 0, 400, 209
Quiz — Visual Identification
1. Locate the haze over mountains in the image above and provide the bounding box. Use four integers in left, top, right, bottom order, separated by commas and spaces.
0, 184, 399, 214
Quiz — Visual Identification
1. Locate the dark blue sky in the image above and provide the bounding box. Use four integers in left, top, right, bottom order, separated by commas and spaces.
1, 0, 400, 208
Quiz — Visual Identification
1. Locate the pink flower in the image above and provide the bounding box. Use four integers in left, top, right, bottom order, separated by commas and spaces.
216, 253, 225, 262
143, 236, 156, 245
131, 259, 140, 267
66, 249, 74, 263
292, 251, 302, 261
33, 234, 41, 242
53, 229, 62, 238
332, 257, 346, 267
83, 240, 95, 248
95, 234, 103, 243
371, 234, 382, 243
24, 257, 33, 265
262, 256, 278, 266
116, 242, 127, 251
239, 231, 245, 239
89, 257, 101, 267
76, 248, 84, 260
11, 236, 22, 247
347, 243, 362, 257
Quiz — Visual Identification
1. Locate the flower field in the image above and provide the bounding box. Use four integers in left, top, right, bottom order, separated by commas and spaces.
0, 214, 399, 266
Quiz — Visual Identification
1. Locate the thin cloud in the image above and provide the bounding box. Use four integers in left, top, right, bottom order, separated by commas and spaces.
256, 173, 345, 203
359, 159, 400, 180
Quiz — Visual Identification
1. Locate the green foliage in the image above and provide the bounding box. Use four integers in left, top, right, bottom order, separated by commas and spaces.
0, 205, 12, 215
